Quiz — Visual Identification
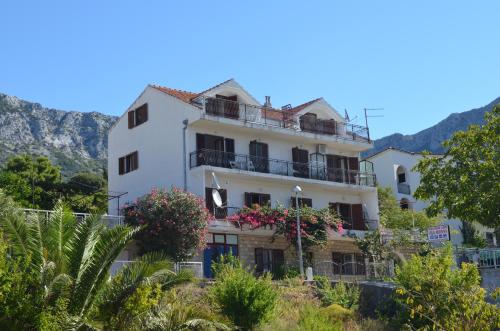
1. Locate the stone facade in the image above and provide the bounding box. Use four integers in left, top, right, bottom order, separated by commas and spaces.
195, 230, 367, 280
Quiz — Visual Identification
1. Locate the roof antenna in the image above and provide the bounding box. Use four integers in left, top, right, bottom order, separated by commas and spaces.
363, 108, 384, 141
344, 109, 350, 122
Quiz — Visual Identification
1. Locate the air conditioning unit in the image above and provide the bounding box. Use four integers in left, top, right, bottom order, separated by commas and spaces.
316, 144, 327, 154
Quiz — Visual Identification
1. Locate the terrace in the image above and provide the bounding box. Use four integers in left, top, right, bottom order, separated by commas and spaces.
197, 96, 371, 142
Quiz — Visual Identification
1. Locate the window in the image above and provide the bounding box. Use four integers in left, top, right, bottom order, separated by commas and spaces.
205, 187, 227, 218
329, 203, 364, 230
292, 147, 309, 178
290, 197, 313, 208
208, 233, 238, 255
485, 232, 496, 246
400, 198, 409, 210
396, 166, 407, 183
332, 252, 365, 275
255, 248, 284, 275
118, 151, 138, 175
245, 192, 271, 207
249, 141, 269, 173
128, 103, 148, 128
196, 134, 235, 167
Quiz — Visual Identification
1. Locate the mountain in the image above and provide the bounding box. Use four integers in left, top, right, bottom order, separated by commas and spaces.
364, 97, 500, 157
0, 93, 118, 177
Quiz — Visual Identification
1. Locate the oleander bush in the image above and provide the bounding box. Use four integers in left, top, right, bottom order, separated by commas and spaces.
124, 187, 213, 262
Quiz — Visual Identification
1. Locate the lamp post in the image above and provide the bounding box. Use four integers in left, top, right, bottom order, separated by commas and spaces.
293, 185, 304, 277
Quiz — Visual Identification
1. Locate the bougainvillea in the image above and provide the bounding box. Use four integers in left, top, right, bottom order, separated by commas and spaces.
227, 203, 342, 250
124, 187, 213, 261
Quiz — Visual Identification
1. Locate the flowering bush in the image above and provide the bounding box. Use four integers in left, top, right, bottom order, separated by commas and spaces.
124, 188, 213, 261
227, 204, 341, 250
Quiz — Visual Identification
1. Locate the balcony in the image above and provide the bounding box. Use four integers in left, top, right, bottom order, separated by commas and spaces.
198, 97, 370, 142
397, 183, 411, 195
190, 149, 376, 187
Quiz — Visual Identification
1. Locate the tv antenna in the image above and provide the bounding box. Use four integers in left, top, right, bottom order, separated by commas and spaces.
363, 108, 384, 141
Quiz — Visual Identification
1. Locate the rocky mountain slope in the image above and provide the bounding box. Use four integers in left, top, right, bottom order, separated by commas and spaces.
0, 93, 117, 177
364, 96, 500, 157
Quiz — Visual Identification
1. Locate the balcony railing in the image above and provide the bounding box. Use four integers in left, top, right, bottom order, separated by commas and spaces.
397, 183, 411, 195
21, 208, 124, 227
198, 97, 370, 142
190, 149, 376, 187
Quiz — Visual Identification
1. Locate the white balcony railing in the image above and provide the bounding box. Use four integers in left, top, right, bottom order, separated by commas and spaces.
21, 208, 124, 227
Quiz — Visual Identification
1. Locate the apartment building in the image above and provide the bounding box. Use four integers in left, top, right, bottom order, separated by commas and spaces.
108, 79, 380, 278
366, 147, 497, 247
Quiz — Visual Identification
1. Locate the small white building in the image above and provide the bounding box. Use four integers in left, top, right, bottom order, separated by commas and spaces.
108, 79, 380, 278
366, 147, 497, 247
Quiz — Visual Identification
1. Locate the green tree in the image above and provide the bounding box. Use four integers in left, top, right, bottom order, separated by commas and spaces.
63, 172, 108, 214
394, 244, 500, 330
0, 155, 109, 213
0, 154, 62, 209
378, 186, 440, 230
0, 189, 190, 329
414, 105, 500, 228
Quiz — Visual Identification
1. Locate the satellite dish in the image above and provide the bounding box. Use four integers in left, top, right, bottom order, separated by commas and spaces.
211, 172, 221, 189
212, 189, 223, 207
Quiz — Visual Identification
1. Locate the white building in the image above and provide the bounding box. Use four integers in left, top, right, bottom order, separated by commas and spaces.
366, 147, 497, 247
108, 79, 380, 278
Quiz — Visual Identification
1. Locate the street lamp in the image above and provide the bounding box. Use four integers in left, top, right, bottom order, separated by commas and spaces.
293, 185, 304, 277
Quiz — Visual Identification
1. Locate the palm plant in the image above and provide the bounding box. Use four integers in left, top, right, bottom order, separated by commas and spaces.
0, 191, 193, 329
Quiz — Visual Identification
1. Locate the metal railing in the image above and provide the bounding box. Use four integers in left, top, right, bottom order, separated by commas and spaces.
397, 183, 411, 195
174, 262, 204, 278
314, 260, 394, 281
21, 208, 124, 227
455, 248, 500, 269
190, 149, 377, 187
198, 97, 370, 142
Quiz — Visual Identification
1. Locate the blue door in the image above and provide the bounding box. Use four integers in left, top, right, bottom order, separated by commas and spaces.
203, 245, 239, 278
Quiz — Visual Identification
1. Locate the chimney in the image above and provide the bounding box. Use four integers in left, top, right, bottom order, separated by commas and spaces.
264, 96, 272, 108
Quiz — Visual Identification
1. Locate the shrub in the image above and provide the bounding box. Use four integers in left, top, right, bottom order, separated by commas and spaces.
0, 228, 43, 330
107, 284, 163, 330
314, 276, 360, 309
210, 252, 241, 278
210, 260, 278, 330
394, 244, 500, 330
124, 187, 212, 261
297, 305, 343, 331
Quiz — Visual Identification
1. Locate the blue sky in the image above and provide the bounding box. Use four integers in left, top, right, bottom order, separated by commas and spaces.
1, 1, 499, 138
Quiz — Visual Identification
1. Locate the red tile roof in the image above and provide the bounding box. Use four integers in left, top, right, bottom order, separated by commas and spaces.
151, 85, 199, 103
288, 98, 322, 114
151, 82, 322, 121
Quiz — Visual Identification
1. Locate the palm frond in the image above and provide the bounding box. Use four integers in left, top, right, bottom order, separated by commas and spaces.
70, 221, 138, 316
46, 201, 76, 274
94, 251, 177, 319
65, 214, 103, 280
0, 191, 30, 257
25, 213, 46, 279
45, 273, 74, 304
145, 268, 193, 291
